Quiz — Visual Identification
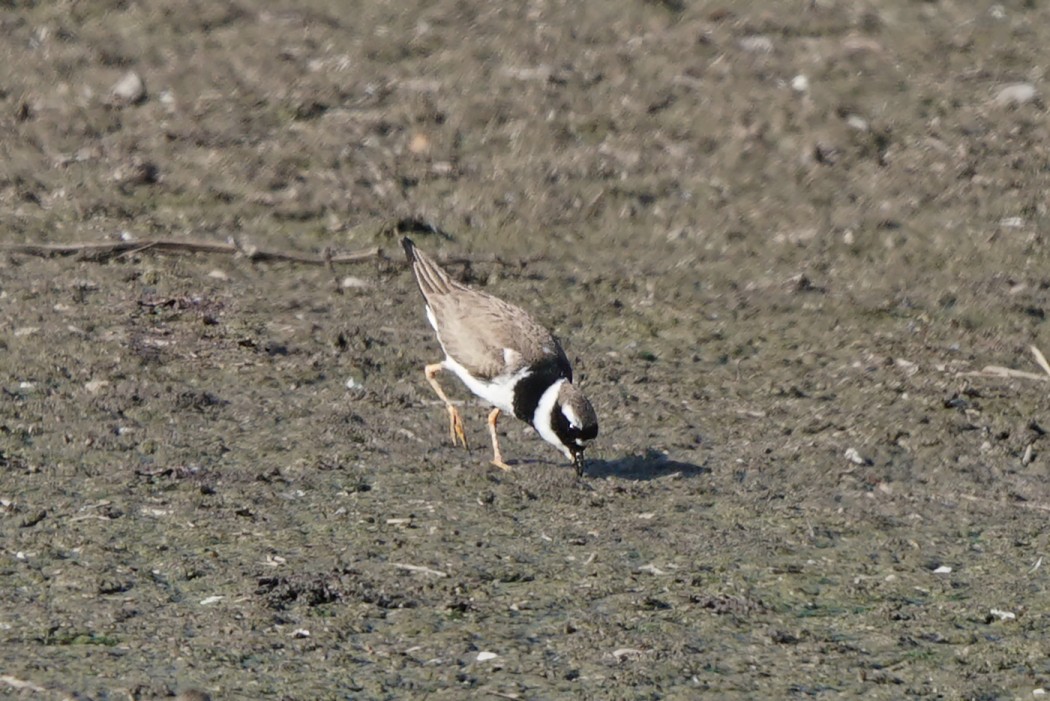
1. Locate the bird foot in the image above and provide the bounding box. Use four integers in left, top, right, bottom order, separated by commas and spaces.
490, 458, 513, 472
447, 405, 469, 449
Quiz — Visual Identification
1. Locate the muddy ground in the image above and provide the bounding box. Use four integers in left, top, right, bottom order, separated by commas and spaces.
2, 1, 1050, 699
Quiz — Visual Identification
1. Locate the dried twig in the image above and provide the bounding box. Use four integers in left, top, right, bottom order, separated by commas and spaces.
2, 237, 544, 270
1, 239, 381, 266
957, 493, 1050, 513
393, 562, 448, 577
962, 346, 1050, 382
965, 365, 1049, 382
1031, 345, 1050, 379
0, 675, 46, 693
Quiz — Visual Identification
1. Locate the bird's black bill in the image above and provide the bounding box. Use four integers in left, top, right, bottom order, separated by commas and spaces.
573, 451, 586, 477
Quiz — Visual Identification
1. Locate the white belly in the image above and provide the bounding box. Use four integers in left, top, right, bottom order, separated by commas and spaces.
426, 304, 535, 416
442, 355, 525, 415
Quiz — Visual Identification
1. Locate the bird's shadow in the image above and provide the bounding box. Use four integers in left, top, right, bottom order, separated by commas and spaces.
581, 449, 709, 481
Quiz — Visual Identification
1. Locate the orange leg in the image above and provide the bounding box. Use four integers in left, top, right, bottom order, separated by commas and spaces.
425, 363, 469, 449
487, 408, 512, 471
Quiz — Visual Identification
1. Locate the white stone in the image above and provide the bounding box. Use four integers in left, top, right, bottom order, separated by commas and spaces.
110, 71, 147, 105
994, 83, 1036, 107
739, 36, 773, 53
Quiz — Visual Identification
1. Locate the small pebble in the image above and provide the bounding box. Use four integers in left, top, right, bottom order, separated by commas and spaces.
114, 160, 159, 186
341, 276, 370, 289
841, 37, 884, 56
846, 114, 870, 132
84, 380, 109, 393
476, 651, 498, 662
408, 131, 431, 154
994, 82, 1036, 107
176, 691, 212, 701
844, 447, 868, 465
738, 35, 773, 53
109, 70, 147, 105
989, 608, 1015, 621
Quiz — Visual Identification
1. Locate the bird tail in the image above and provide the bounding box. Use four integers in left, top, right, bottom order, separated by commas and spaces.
402, 237, 458, 298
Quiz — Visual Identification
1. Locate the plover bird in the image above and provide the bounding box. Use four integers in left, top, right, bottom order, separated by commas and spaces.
402, 237, 598, 474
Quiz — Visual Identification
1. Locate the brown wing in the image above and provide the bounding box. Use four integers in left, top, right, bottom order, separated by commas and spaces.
430, 291, 569, 380
403, 236, 571, 380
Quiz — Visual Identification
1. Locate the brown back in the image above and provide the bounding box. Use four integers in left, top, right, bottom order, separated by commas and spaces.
403, 237, 570, 380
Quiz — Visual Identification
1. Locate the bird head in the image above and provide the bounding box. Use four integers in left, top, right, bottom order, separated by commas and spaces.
550, 382, 598, 475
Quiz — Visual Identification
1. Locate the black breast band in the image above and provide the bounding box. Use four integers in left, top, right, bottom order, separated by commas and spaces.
512, 358, 570, 424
